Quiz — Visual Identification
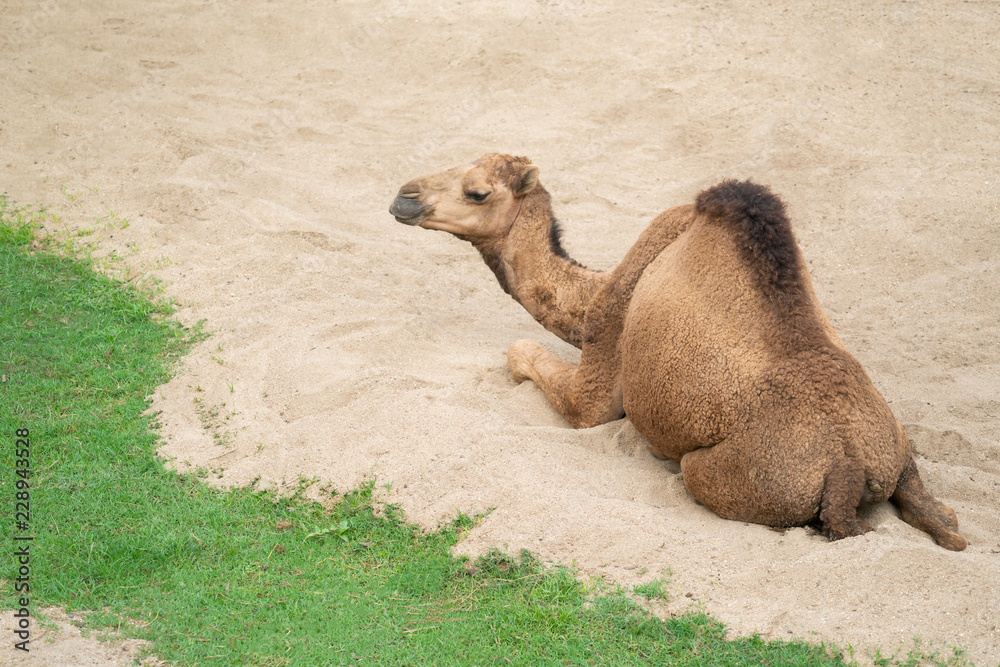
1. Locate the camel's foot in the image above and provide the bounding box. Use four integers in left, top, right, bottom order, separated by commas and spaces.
820, 514, 873, 541
507, 339, 543, 384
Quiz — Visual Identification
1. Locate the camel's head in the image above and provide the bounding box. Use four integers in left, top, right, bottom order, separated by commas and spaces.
389, 153, 540, 238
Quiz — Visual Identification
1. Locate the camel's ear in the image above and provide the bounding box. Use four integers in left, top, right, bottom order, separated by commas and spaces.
513, 165, 539, 197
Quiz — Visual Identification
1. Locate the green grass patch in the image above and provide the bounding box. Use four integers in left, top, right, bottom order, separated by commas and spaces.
632, 577, 670, 602
0, 196, 957, 666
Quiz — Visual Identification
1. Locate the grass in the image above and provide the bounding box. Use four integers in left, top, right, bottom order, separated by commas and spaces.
0, 195, 968, 666
632, 577, 670, 602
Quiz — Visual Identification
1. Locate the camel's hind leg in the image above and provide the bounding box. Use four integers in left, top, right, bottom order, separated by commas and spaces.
891, 458, 966, 551
679, 440, 824, 528
680, 441, 876, 539
507, 339, 623, 428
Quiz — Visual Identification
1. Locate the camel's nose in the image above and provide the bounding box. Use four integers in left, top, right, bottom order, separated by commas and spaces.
390, 187, 430, 225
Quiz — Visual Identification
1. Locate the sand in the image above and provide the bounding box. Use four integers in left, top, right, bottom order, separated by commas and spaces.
2, 0, 999, 664
0, 608, 161, 666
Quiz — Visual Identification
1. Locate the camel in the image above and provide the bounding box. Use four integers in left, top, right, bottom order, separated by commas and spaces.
388, 153, 967, 551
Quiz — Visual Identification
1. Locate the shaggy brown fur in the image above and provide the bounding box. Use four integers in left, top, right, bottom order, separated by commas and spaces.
389, 153, 967, 551
695, 179, 805, 306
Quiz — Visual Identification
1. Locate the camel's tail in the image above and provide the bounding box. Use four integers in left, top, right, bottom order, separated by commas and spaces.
891, 458, 967, 551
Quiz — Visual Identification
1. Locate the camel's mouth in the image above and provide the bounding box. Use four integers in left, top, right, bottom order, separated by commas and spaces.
390, 193, 431, 226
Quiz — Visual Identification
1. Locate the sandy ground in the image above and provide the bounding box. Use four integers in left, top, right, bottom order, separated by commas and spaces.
0, 608, 159, 666
2, 0, 999, 664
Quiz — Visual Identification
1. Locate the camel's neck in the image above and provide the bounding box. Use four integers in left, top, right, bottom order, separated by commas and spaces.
468, 185, 608, 348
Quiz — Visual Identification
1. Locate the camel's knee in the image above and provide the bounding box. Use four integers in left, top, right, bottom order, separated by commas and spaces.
508, 339, 623, 428
507, 339, 542, 384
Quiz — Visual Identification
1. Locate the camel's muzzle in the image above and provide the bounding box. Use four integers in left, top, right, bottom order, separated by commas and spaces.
390, 192, 430, 225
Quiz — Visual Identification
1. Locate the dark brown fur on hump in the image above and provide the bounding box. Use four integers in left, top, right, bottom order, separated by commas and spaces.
695, 180, 804, 308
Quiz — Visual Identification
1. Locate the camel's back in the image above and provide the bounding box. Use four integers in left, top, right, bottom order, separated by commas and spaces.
619, 181, 876, 462
620, 219, 786, 458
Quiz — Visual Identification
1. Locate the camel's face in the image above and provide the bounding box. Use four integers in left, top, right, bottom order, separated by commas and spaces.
390, 153, 539, 239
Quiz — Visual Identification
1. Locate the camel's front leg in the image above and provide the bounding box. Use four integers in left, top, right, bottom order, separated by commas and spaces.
508, 339, 623, 429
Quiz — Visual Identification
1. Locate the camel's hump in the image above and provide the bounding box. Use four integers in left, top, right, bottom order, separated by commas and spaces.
694, 179, 802, 301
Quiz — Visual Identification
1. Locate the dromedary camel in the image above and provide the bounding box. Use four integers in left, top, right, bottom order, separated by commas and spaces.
389, 153, 967, 551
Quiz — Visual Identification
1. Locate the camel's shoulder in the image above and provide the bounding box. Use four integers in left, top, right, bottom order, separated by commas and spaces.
578, 205, 696, 344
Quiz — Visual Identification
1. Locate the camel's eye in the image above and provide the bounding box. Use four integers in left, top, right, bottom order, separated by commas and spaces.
465, 190, 490, 202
